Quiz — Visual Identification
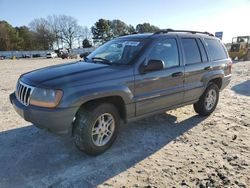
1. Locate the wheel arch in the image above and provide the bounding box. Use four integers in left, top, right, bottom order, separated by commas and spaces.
72, 95, 127, 135
208, 77, 222, 89
202, 70, 223, 90
79, 95, 127, 120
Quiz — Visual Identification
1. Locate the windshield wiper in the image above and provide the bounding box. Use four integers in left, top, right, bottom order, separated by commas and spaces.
91, 57, 112, 65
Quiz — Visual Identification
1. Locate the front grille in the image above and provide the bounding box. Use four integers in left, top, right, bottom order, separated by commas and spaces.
15, 81, 34, 106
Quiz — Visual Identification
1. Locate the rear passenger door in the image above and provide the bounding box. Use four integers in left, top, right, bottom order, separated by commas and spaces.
181, 38, 212, 102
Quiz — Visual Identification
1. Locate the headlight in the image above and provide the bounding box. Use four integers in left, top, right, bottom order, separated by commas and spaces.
30, 88, 63, 108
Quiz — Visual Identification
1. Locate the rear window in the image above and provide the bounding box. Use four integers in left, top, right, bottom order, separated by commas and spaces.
204, 39, 228, 61
181, 38, 201, 65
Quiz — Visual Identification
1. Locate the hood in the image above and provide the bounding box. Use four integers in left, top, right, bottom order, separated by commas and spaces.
20, 61, 132, 88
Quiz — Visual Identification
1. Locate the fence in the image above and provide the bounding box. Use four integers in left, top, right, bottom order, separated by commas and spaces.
0, 48, 95, 59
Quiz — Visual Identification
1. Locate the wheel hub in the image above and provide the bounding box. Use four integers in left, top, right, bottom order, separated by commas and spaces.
91, 113, 115, 147
205, 89, 217, 111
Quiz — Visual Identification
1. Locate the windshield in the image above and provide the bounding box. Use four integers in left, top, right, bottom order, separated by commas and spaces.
86, 39, 144, 65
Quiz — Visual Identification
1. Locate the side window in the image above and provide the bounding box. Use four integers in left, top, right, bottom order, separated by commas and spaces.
197, 39, 208, 62
181, 38, 201, 65
204, 39, 228, 61
148, 38, 179, 68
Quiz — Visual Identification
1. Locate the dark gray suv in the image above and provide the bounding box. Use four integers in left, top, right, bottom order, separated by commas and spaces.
10, 29, 232, 155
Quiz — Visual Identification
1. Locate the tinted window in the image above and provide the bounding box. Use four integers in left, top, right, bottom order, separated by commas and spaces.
182, 38, 201, 64
197, 39, 208, 62
204, 39, 228, 61
148, 38, 179, 68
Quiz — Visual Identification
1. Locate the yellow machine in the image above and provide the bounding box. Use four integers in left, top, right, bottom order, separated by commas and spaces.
229, 36, 250, 61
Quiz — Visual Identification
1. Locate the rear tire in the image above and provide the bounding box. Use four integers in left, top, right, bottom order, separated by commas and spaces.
73, 103, 120, 155
193, 83, 219, 116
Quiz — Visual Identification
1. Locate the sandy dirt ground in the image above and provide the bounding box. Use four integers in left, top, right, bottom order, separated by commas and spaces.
0, 58, 249, 188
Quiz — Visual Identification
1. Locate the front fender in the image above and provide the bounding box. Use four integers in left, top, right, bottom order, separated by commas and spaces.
60, 85, 134, 108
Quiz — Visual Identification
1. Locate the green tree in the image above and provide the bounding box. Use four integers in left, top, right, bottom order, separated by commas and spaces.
136, 23, 159, 33
0, 21, 22, 51
128, 24, 136, 34
91, 19, 112, 44
16, 26, 35, 50
111, 19, 130, 37
92, 19, 137, 44
82, 38, 92, 48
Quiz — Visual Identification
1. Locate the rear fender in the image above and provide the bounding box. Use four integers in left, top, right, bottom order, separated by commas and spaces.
201, 70, 224, 91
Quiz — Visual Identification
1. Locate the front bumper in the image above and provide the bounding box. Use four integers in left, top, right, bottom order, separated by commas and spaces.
10, 93, 77, 134
221, 74, 232, 91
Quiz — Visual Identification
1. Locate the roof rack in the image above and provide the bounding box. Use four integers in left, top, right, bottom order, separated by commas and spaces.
154, 29, 214, 36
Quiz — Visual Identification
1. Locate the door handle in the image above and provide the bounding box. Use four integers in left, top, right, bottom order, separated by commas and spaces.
204, 66, 213, 70
172, 72, 184, 77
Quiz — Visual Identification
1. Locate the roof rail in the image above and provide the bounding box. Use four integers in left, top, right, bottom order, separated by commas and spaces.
154, 29, 214, 36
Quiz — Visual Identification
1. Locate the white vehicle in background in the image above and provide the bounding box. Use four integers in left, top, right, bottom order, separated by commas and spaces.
46, 52, 57, 58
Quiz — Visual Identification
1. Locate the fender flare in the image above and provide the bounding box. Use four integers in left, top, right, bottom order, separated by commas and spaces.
61, 85, 134, 108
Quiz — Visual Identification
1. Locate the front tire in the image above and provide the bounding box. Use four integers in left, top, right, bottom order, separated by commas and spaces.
193, 83, 219, 116
73, 103, 120, 155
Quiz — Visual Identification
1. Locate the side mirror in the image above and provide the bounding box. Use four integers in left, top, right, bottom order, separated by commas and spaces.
140, 59, 165, 73
80, 52, 91, 60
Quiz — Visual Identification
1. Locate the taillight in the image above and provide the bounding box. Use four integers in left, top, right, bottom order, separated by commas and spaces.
228, 62, 232, 74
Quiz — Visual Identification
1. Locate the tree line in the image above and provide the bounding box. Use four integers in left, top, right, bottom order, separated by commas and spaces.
0, 15, 160, 51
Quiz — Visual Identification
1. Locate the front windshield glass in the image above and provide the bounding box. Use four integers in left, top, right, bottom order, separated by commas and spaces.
86, 39, 144, 65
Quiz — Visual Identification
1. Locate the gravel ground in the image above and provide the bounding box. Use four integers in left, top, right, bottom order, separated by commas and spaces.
0, 58, 249, 188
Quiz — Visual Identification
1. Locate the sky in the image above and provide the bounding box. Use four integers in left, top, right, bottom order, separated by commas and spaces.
0, 0, 250, 42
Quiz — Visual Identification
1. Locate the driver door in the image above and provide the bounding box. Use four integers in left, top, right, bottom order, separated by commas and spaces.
134, 38, 184, 116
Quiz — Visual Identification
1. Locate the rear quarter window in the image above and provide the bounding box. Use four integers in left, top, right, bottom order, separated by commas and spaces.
204, 39, 228, 61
